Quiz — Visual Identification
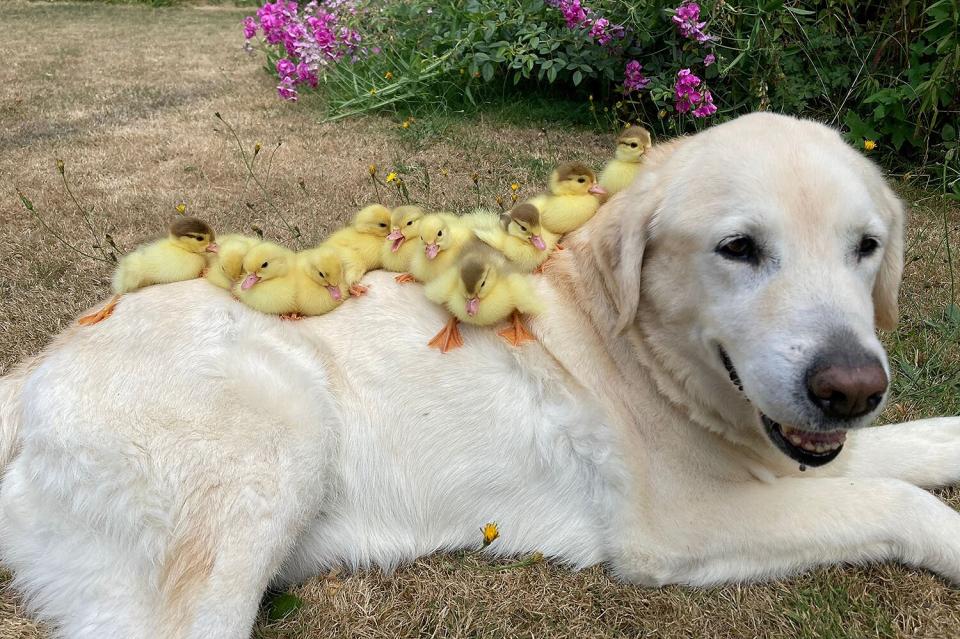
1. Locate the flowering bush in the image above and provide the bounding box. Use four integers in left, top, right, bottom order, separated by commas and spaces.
244, 0, 959, 183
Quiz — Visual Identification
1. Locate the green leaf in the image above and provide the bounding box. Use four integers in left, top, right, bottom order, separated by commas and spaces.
267, 593, 304, 621
547, 65, 558, 83
946, 304, 960, 327
481, 61, 494, 82
572, 70, 583, 85
942, 124, 957, 142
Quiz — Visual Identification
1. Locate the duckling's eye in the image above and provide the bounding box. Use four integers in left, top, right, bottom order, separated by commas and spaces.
406, 220, 413, 226
480, 279, 486, 288
577, 177, 586, 183
318, 271, 325, 279
261, 261, 269, 269
630, 143, 638, 148
519, 225, 527, 232
195, 236, 203, 241
437, 230, 443, 237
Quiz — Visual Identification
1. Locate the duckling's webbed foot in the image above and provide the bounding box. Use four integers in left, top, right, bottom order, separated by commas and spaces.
394, 273, 416, 284
498, 311, 535, 347
349, 284, 368, 297
77, 294, 121, 326
428, 317, 463, 353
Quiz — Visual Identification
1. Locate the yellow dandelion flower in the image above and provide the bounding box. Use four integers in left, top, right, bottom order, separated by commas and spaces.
369, 88, 377, 95
384, 71, 394, 80
386, 172, 397, 183
511, 194, 518, 203
864, 139, 876, 151
481, 522, 499, 546
175, 203, 186, 215
510, 182, 520, 191
402, 121, 410, 129
440, 168, 449, 176
368, 164, 377, 176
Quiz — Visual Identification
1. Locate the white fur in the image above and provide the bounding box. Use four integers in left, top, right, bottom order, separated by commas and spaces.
2, 113, 960, 639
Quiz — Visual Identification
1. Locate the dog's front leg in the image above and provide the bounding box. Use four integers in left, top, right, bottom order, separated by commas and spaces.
826, 417, 960, 488
612, 476, 960, 586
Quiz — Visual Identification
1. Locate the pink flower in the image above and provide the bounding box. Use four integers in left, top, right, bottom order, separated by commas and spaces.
623, 60, 650, 92
243, 16, 258, 39
295, 61, 318, 87
277, 75, 298, 101
704, 53, 716, 66
546, 0, 626, 46
276, 58, 296, 78
674, 68, 717, 117
672, 1, 713, 43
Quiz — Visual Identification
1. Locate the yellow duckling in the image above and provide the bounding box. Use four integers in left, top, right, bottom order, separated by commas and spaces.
533, 163, 608, 235
409, 214, 473, 283
234, 242, 298, 316
78, 217, 219, 326
599, 126, 652, 195
112, 217, 219, 293
424, 245, 544, 353
205, 234, 260, 290
472, 203, 559, 273
381, 205, 425, 282
294, 246, 354, 316
321, 204, 392, 295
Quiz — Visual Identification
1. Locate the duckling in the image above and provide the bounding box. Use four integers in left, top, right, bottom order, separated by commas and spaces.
599, 126, 652, 195
205, 234, 259, 290
472, 203, 559, 273
294, 246, 353, 316
321, 204, 392, 295
112, 217, 219, 293
535, 163, 608, 235
409, 214, 473, 283
424, 244, 544, 353
78, 217, 219, 326
233, 241, 298, 316
381, 205, 425, 282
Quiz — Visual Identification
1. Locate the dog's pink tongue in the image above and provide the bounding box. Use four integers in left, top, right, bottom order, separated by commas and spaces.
466, 297, 480, 317
241, 273, 260, 290
426, 243, 440, 260
326, 285, 342, 301
530, 235, 546, 250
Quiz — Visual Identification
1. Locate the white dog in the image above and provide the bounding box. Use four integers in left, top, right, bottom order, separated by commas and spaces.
2, 112, 960, 639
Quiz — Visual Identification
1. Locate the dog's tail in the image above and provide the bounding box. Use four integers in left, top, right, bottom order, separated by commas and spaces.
0, 373, 24, 474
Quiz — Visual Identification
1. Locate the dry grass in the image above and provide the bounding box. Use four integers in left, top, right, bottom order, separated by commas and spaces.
1, 2, 959, 638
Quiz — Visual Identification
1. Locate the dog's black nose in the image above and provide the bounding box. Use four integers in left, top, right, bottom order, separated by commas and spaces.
806, 360, 888, 420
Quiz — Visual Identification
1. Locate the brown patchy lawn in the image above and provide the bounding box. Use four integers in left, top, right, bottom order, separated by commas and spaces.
2, 2, 959, 638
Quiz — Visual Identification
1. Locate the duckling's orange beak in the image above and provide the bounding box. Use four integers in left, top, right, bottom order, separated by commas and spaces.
326, 285, 342, 301
206, 242, 219, 254
466, 297, 480, 317
241, 273, 260, 290
387, 228, 405, 252
588, 184, 607, 196
425, 243, 440, 260
530, 235, 546, 251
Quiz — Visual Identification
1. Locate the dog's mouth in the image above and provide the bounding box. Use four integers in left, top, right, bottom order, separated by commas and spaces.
719, 346, 845, 467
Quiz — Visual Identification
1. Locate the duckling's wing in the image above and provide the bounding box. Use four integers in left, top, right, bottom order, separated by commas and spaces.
423, 267, 459, 306
506, 273, 545, 316
472, 226, 504, 252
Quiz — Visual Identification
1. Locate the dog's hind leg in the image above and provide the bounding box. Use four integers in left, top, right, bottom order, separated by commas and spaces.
828, 417, 960, 488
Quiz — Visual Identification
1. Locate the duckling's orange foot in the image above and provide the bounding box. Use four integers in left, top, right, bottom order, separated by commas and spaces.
428, 317, 463, 353
498, 311, 536, 347
349, 284, 368, 297
395, 273, 416, 284
280, 312, 305, 321
77, 295, 121, 326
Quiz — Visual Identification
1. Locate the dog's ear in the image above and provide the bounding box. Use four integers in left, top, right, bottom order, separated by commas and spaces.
591, 171, 663, 334
873, 184, 906, 331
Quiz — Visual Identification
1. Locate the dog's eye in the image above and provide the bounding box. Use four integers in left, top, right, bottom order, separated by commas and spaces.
716, 236, 760, 264
261, 261, 269, 269
858, 236, 880, 259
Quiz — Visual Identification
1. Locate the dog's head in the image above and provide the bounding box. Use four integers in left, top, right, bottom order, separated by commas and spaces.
593, 113, 905, 467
